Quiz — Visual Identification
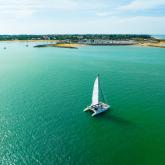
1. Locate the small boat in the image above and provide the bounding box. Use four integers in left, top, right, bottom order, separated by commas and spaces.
4, 47, 6, 50
84, 74, 110, 116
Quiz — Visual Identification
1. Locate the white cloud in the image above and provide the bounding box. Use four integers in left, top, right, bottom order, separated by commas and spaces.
96, 0, 165, 18
0, 0, 80, 18
118, 0, 165, 11
1, 15, 165, 34
0, 0, 112, 21
0, 0, 108, 15
0, 0, 164, 34
96, 11, 118, 17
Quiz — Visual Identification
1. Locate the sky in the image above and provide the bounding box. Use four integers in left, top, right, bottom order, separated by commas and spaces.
0, 0, 165, 34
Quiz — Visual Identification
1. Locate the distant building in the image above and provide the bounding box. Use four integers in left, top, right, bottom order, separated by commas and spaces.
43, 36, 50, 40
78, 39, 137, 45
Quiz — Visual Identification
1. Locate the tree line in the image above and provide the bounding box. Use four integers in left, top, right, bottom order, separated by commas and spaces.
0, 34, 151, 41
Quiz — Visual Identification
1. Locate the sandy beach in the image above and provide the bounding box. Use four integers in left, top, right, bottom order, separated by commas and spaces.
1, 39, 165, 48
137, 40, 165, 48
34, 43, 85, 48
53, 43, 85, 48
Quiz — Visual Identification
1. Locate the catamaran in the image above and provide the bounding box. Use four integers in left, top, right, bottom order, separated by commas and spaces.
84, 75, 110, 116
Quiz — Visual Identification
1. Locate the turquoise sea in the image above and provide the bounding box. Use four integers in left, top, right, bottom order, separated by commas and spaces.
0, 42, 165, 165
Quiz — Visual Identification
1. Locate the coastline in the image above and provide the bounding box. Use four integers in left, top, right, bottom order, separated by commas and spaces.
136, 40, 165, 48
34, 43, 85, 49
1, 39, 165, 48
33, 41, 165, 49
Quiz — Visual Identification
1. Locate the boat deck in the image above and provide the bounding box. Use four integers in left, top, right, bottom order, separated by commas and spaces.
84, 102, 110, 116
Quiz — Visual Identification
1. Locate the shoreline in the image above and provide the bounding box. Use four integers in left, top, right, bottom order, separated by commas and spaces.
136, 40, 165, 48
34, 43, 85, 49
1, 39, 165, 48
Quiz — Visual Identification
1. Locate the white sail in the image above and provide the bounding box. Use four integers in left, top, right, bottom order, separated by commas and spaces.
92, 76, 99, 105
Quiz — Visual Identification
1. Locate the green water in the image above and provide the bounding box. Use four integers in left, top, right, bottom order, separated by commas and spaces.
0, 42, 165, 165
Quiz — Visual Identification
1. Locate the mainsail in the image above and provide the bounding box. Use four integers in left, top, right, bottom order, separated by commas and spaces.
92, 76, 99, 105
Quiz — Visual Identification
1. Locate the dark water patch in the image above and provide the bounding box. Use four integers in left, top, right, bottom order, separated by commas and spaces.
94, 110, 135, 127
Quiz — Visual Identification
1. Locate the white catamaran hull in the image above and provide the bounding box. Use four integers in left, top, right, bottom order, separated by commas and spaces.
84, 102, 110, 117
